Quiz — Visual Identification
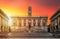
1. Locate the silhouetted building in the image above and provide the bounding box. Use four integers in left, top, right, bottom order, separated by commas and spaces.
11, 6, 48, 32
50, 9, 60, 32
0, 9, 9, 32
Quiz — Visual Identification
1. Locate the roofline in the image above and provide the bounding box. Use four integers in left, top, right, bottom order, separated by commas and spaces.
11, 16, 48, 18
0, 9, 8, 19
50, 9, 60, 19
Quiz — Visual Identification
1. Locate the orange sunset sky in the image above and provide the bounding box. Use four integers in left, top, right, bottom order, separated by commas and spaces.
0, 0, 60, 25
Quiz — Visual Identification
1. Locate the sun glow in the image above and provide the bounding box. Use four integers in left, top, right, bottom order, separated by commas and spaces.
8, 17, 12, 26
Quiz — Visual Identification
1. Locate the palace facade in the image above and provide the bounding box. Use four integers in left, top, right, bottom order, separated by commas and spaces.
50, 9, 60, 32
11, 6, 48, 32
0, 9, 9, 32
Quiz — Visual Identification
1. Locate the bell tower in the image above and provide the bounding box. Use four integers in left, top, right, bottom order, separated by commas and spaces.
28, 6, 32, 16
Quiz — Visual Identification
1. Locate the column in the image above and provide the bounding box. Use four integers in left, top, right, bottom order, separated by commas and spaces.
24, 19, 26, 27
55, 19, 58, 29
33, 19, 35, 26
0, 17, 1, 32
26, 19, 27, 26
43, 18, 48, 32
26, 19, 28, 31
22, 19, 24, 26
17, 18, 20, 27
35, 20, 36, 26
20, 19, 22, 27
40, 19, 43, 30
31, 19, 33, 26
58, 17, 60, 31
30, 19, 32, 31
41, 19, 43, 26
39, 19, 41, 26
51, 22, 54, 32
26, 19, 28, 26
2, 18, 4, 32
38, 19, 40, 27
34, 19, 37, 30
53, 21, 55, 32
36, 19, 38, 26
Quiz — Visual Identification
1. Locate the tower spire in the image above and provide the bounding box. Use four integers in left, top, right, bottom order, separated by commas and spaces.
28, 0, 32, 16
28, 6, 32, 16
